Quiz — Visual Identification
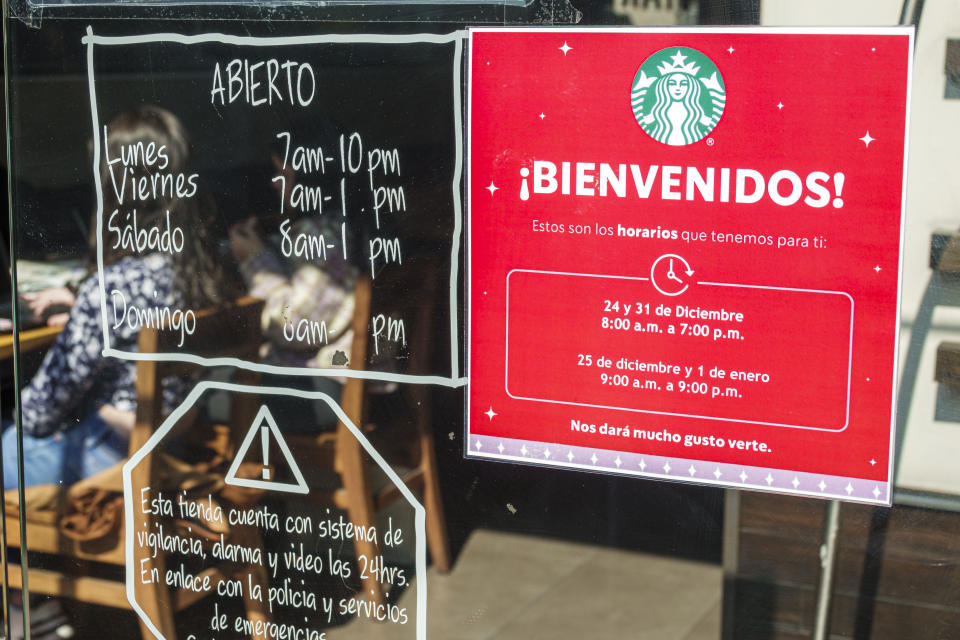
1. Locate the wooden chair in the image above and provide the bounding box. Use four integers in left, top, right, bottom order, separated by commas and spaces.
291, 264, 452, 603
4, 296, 265, 639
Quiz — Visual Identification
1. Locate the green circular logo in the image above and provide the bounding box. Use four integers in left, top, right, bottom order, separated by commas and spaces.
632, 46, 726, 146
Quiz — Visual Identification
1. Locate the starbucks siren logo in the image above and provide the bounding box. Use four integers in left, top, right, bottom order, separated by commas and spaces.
631, 47, 725, 146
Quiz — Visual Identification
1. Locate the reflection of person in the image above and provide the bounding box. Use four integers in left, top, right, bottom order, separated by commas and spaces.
2, 106, 233, 491
228, 153, 356, 372
228, 149, 357, 429
22, 286, 75, 327
229, 216, 355, 370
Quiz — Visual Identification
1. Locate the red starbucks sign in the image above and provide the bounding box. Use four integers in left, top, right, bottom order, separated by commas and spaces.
466, 27, 913, 504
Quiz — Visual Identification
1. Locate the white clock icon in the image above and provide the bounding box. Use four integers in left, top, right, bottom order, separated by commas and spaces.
650, 253, 694, 296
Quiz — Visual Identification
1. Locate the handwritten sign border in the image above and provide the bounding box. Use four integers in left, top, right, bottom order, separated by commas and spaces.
122, 380, 428, 640
84, 27, 468, 388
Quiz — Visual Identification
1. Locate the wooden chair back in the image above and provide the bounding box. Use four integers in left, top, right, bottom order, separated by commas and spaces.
130, 296, 265, 638
324, 262, 452, 603
131, 296, 264, 452
6, 296, 265, 640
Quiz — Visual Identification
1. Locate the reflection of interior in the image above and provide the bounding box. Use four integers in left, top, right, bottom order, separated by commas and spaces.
3, 2, 960, 640
2, 258, 457, 636
2, 22, 465, 638
4, 298, 266, 637
2, 271, 454, 638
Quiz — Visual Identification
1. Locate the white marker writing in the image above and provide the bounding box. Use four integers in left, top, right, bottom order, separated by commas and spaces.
211, 59, 316, 107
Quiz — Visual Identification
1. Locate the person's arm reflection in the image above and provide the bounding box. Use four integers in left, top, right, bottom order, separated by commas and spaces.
22, 286, 76, 326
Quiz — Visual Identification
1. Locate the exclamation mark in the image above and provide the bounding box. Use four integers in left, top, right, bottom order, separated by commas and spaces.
520, 168, 530, 201
832, 173, 845, 208
261, 426, 271, 480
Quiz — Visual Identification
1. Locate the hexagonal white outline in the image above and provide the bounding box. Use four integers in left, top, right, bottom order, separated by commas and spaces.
122, 381, 427, 640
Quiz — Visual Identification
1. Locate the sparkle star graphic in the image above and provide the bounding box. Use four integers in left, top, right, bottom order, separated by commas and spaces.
486, 182, 499, 195
777, 102, 784, 110
484, 407, 497, 420
874, 265, 882, 273
559, 41, 572, 56
727, 46, 735, 54
539, 112, 546, 120
860, 131, 876, 147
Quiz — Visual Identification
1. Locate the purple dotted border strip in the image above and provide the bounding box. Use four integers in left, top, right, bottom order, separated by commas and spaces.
467, 434, 889, 504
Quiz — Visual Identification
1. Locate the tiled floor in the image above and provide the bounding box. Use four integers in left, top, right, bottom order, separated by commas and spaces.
334, 529, 721, 640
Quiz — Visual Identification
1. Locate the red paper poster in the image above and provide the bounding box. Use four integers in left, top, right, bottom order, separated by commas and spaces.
466, 27, 913, 504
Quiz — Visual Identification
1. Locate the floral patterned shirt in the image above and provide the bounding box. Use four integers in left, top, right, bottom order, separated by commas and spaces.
19, 254, 187, 438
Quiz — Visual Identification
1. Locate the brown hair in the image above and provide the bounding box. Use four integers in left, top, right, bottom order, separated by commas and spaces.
98, 105, 238, 308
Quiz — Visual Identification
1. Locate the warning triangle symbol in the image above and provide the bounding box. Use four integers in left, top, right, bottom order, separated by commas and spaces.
224, 405, 309, 495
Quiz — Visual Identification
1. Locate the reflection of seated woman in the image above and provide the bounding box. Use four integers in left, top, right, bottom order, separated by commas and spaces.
228, 148, 355, 372
228, 152, 357, 427
229, 213, 356, 369
2, 106, 232, 490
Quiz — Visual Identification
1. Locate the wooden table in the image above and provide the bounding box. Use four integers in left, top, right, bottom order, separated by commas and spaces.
0, 325, 63, 361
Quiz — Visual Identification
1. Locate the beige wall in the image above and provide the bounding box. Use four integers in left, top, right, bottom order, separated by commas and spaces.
897, 0, 960, 495
761, 0, 903, 26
